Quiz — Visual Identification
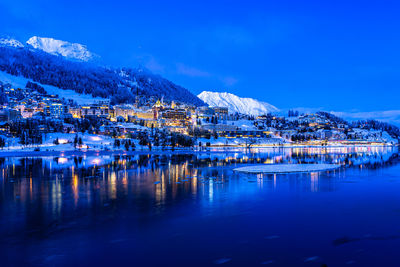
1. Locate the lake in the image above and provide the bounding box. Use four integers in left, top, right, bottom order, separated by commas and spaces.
0, 147, 399, 266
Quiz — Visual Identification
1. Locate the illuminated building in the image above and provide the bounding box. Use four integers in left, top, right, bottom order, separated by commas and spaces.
162, 109, 187, 120
212, 107, 228, 120
47, 103, 69, 118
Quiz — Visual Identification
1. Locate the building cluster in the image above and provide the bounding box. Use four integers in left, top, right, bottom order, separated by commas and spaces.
0, 82, 232, 138
0, 82, 397, 146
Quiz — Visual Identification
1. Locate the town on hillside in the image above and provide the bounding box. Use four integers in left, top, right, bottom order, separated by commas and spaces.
0, 80, 398, 152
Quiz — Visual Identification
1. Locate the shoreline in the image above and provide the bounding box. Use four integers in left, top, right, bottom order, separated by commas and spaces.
0, 143, 397, 157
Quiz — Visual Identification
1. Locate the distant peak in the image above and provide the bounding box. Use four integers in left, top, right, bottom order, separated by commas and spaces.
0, 36, 24, 48
26, 36, 99, 62
198, 91, 279, 116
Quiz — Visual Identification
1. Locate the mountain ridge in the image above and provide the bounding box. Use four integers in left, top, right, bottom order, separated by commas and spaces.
198, 91, 279, 116
26, 36, 98, 62
0, 36, 24, 48
0, 36, 205, 106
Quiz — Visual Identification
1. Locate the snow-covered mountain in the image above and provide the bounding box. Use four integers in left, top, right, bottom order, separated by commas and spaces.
198, 91, 279, 116
0, 37, 205, 106
0, 37, 24, 48
26, 36, 98, 62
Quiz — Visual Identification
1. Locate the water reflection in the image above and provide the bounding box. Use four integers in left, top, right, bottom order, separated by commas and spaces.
0, 146, 399, 266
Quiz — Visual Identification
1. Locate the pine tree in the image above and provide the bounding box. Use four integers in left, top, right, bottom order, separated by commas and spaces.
213, 131, 218, 139
124, 141, 130, 151
154, 136, 160, 147
0, 137, 5, 149
74, 135, 78, 148
113, 139, 120, 148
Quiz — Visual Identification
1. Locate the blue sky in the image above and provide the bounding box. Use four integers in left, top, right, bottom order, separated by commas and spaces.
1, 0, 400, 121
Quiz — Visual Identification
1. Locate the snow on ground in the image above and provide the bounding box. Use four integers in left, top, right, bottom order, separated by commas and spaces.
2, 133, 114, 152
197, 136, 287, 147
226, 120, 258, 130
0, 71, 107, 105
0, 132, 169, 153
350, 128, 398, 144
117, 122, 149, 130
234, 164, 340, 174
381, 131, 398, 144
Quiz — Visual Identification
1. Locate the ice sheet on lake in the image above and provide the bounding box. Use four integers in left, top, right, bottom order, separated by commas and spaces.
234, 164, 340, 174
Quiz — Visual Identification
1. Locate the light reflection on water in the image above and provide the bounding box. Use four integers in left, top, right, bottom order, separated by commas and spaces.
0, 146, 399, 266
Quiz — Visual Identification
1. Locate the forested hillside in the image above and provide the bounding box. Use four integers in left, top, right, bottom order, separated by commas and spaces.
0, 45, 204, 106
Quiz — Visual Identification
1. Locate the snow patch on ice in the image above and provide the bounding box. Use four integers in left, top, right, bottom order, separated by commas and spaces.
234, 164, 340, 174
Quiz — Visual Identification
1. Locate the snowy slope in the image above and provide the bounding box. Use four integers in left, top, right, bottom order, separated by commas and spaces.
198, 91, 279, 116
26, 36, 98, 62
0, 71, 107, 105
0, 37, 203, 106
0, 37, 24, 48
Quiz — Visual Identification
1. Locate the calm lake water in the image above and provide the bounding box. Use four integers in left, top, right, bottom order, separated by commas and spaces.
1, 147, 399, 267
